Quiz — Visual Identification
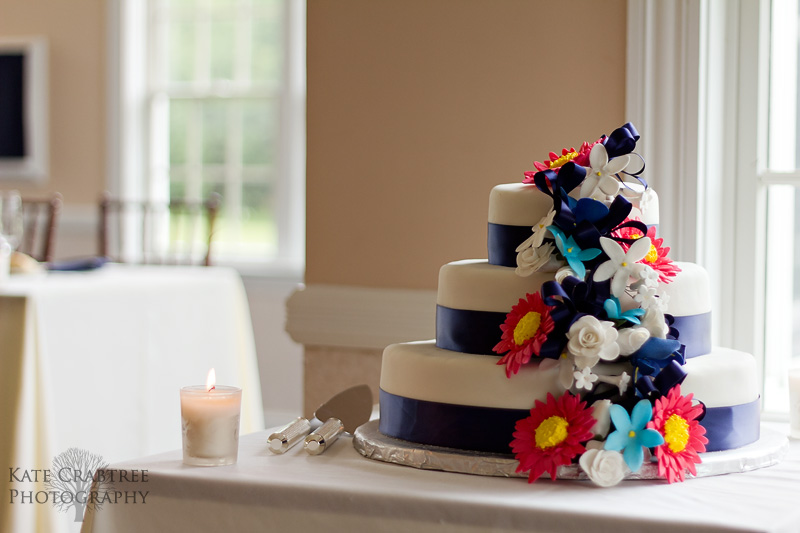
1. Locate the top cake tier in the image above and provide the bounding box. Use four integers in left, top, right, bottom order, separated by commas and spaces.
487, 183, 660, 267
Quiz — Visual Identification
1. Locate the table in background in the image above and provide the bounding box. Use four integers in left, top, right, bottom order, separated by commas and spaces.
81, 424, 800, 533
0, 264, 264, 533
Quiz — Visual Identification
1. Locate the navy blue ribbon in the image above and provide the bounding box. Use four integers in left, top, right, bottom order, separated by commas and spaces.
436, 305, 505, 355
602, 122, 640, 158
701, 398, 761, 452
670, 312, 712, 359
487, 223, 534, 267
379, 389, 528, 454
379, 389, 761, 455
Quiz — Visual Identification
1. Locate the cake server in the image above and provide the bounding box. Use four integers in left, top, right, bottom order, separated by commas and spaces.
267, 384, 373, 454
304, 384, 373, 455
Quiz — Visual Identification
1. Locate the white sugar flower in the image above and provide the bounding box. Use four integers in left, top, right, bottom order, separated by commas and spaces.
636, 264, 660, 287
580, 144, 630, 200
641, 307, 669, 338
579, 448, 628, 488
555, 265, 578, 283
514, 209, 556, 250
589, 399, 612, 437
617, 327, 650, 355
593, 236, 651, 298
573, 366, 598, 391
633, 283, 658, 309
540, 352, 576, 390
653, 292, 670, 313
515, 242, 555, 276
596, 372, 632, 396
567, 315, 620, 368
639, 187, 657, 213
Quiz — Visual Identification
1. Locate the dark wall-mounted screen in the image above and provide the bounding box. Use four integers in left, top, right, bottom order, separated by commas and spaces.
0, 53, 26, 158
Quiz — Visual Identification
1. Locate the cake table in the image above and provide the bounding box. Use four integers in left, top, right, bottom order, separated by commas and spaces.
80, 423, 800, 533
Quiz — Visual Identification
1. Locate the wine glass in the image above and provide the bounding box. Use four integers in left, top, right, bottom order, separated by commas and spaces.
0, 191, 23, 251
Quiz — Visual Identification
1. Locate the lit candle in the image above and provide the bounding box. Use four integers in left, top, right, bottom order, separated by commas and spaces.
180, 369, 242, 466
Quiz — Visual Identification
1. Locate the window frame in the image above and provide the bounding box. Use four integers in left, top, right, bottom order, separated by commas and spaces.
627, 0, 778, 414
107, 0, 305, 278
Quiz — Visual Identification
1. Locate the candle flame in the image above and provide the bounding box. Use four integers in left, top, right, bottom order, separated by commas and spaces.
206, 368, 216, 391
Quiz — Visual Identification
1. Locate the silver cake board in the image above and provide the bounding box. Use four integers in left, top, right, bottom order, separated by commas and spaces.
352, 419, 789, 481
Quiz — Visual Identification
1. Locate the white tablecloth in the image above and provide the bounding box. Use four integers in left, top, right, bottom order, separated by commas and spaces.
79, 424, 800, 533
0, 264, 264, 533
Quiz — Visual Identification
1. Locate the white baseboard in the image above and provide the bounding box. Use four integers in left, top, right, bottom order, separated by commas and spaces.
285, 284, 436, 350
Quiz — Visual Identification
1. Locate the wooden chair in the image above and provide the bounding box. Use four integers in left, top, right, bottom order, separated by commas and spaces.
99, 192, 222, 266
18, 193, 62, 263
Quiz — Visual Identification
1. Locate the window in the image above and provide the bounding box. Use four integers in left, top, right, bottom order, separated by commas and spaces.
627, 0, 799, 418
110, 0, 305, 274
761, 0, 800, 412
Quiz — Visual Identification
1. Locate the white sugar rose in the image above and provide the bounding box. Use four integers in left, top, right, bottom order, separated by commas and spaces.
579, 448, 628, 488
515, 242, 555, 277
617, 327, 650, 356
567, 315, 620, 367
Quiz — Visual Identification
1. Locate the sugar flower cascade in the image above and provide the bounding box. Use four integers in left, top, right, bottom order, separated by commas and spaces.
495, 123, 706, 487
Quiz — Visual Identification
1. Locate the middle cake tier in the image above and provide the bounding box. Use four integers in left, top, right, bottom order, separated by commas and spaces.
437, 259, 711, 358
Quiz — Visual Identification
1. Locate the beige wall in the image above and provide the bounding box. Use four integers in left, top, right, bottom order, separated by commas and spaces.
307, 0, 628, 291
0, 0, 106, 204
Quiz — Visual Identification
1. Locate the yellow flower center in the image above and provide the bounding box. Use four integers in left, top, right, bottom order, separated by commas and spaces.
644, 244, 659, 263
663, 413, 690, 453
628, 430, 636, 439
621, 262, 628, 267
567, 247, 573, 253
596, 171, 602, 176
513, 311, 542, 346
548, 150, 579, 169
535, 416, 569, 449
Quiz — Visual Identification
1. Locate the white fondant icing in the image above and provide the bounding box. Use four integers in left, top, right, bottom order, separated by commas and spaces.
681, 347, 760, 407
659, 262, 712, 316
380, 341, 563, 410
487, 182, 660, 227
380, 342, 758, 413
437, 259, 555, 312
488, 183, 552, 226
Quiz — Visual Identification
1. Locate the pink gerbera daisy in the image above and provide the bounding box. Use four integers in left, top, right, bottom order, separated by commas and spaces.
614, 224, 681, 283
493, 292, 555, 377
647, 385, 708, 483
511, 392, 595, 482
522, 139, 601, 183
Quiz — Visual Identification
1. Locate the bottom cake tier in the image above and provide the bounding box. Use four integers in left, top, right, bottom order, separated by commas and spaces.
378, 341, 761, 454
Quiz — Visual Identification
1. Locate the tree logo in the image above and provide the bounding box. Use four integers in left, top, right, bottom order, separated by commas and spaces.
44, 448, 112, 522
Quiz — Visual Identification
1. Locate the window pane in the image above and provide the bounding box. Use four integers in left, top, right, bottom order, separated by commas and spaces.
169, 100, 190, 165
251, 2, 283, 84
210, 16, 235, 81
764, 185, 797, 412
202, 99, 226, 165
768, 0, 799, 171
242, 99, 276, 166
167, 20, 196, 83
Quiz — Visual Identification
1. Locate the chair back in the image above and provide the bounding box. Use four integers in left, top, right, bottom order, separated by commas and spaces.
19, 193, 62, 263
99, 193, 221, 266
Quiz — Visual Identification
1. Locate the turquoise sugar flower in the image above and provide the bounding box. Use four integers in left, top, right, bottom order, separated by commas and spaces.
604, 400, 664, 472
603, 296, 645, 324
548, 226, 601, 280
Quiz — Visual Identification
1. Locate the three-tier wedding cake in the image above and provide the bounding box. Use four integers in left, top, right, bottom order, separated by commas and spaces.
377, 123, 761, 486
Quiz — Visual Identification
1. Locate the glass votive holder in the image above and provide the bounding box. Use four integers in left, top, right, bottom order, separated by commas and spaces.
180, 385, 242, 466
789, 368, 800, 440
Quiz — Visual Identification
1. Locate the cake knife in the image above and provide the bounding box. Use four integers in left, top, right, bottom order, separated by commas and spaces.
304, 384, 373, 455
267, 384, 373, 454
